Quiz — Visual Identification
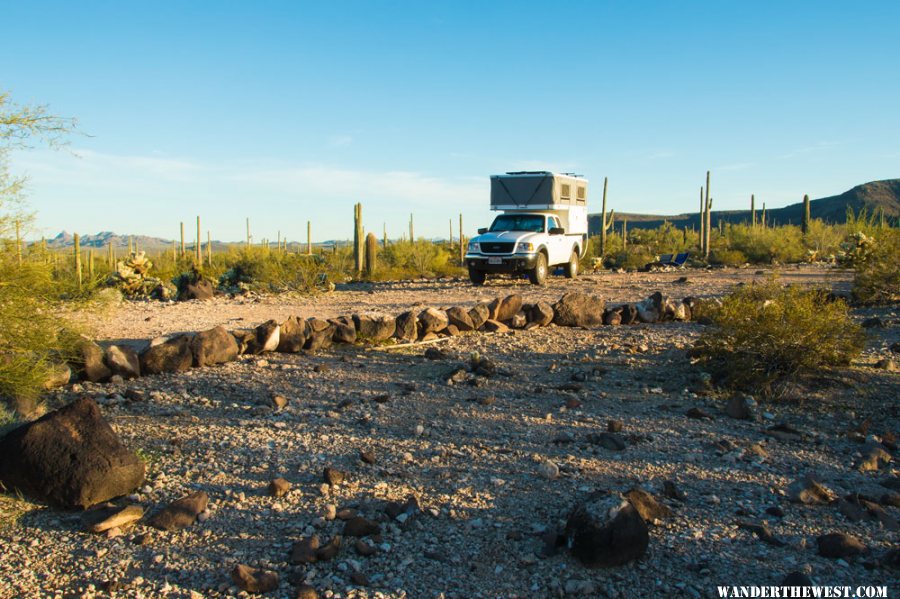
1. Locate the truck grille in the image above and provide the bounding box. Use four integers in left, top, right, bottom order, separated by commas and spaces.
481, 242, 515, 254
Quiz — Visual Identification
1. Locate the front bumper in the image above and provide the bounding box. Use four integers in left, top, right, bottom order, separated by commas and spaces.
465, 253, 539, 273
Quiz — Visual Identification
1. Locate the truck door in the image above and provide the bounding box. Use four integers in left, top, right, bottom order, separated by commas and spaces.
547, 215, 566, 265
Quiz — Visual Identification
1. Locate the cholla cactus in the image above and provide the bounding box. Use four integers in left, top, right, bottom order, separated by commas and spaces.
109, 251, 168, 298
838, 232, 877, 267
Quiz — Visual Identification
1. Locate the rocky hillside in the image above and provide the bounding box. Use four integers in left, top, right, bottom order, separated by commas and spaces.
589, 178, 900, 233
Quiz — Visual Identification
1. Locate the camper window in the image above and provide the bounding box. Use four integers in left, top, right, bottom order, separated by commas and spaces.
576, 186, 586, 204
560, 184, 571, 202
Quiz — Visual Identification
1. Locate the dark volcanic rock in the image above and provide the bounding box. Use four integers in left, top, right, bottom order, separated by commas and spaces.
393, 311, 419, 343
446, 307, 476, 332
231, 564, 278, 594
565, 491, 649, 567
353, 314, 396, 341
277, 315, 310, 352
191, 325, 239, 367
529, 301, 555, 326
148, 490, 208, 531
104, 344, 141, 379
140, 335, 194, 375
76, 339, 111, 383
0, 398, 145, 508
552, 292, 604, 327
179, 278, 215, 301
817, 533, 867, 558
624, 487, 672, 522
468, 304, 491, 330
343, 516, 381, 537
305, 319, 336, 351
418, 308, 449, 335
329, 317, 357, 344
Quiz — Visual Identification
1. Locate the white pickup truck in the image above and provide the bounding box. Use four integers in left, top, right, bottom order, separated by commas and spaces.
465, 172, 589, 285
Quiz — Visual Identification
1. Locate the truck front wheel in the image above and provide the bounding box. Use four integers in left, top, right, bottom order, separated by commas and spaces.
528, 253, 548, 285
468, 267, 486, 286
564, 249, 579, 279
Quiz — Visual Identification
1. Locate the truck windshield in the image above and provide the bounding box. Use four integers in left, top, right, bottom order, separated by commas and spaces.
489, 214, 545, 233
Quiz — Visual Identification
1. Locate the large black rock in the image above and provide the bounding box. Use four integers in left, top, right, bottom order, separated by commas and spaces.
0, 397, 145, 509
565, 491, 649, 567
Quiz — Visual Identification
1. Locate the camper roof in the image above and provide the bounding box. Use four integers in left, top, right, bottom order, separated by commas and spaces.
501, 171, 586, 179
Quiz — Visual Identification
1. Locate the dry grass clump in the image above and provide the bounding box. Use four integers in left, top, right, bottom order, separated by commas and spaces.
692, 281, 865, 397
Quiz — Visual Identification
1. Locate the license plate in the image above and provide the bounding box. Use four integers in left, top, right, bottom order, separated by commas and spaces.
488, 257, 503, 265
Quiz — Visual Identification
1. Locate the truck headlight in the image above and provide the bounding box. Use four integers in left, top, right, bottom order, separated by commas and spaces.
468, 242, 480, 252
517, 242, 534, 252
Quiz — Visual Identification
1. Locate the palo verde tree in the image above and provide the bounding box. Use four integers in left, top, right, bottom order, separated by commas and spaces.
0, 91, 79, 418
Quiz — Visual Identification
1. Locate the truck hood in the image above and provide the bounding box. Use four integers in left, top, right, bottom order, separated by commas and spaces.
471, 231, 541, 245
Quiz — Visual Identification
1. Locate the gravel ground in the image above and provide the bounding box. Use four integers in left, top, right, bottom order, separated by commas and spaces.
1, 265, 897, 599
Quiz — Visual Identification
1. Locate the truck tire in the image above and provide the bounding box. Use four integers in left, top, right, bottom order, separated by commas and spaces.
564, 249, 579, 279
468, 267, 486, 286
528, 252, 548, 286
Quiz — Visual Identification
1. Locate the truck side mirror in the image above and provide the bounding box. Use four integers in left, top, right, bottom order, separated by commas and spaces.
549, 227, 565, 235
477, 227, 487, 234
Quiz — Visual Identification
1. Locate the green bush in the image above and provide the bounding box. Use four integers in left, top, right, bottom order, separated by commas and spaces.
692, 281, 865, 397
216, 247, 325, 293
0, 254, 83, 415
608, 247, 655, 270
381, 239, 459, 278
709, 249, 748, 266
725, 224, 806, 264
852, 230, 900, 304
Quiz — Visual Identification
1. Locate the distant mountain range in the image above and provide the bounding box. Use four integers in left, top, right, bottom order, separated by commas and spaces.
37, 179, 899, 248
41, 231, 335, 252
587, 178, 900, 234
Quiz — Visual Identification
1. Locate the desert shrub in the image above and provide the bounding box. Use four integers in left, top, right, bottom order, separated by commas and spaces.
607, 247, 655, 271
803, 219, 844, 261
726, 224, 806, 264
217, 247, 325, 292
852, 230, 900, 304
692, 281, 865, 397
382, 240, 458, 277
709, 248, 747, 267
0, 254, 83, 415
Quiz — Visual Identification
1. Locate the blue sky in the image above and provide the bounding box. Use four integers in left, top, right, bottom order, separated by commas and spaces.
3, 1, 899, 242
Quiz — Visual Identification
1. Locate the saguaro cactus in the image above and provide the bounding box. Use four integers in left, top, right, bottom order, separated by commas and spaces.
761, 204, 767, 229
196, 216, 202, 262
699, 186, 705, 253
353, 203, 364, 274
600, 177, 614, 256
409, 214, 414, 242
365, 232, 378, 277
802, 194, 810, 234
74, 233, 82, 290
622, 219, 628, 251
459, 213, 465, 264
703, 171, 712, 260
751, 194, 756, 227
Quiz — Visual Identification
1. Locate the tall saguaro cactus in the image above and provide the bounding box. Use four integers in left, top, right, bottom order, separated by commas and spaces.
699, 186, 705, 253
703, 171, 712, 260
802, 194, 810, 234
751, 194, 756, 227
409, 214, 414, 242
365, 232, 378, 277
353, 203, 364, 274
600, 176, 614, 256
761, 203, 767, 229
622, 219, 628, 251
459, 213, 465, 264
74, 233, 82, 290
